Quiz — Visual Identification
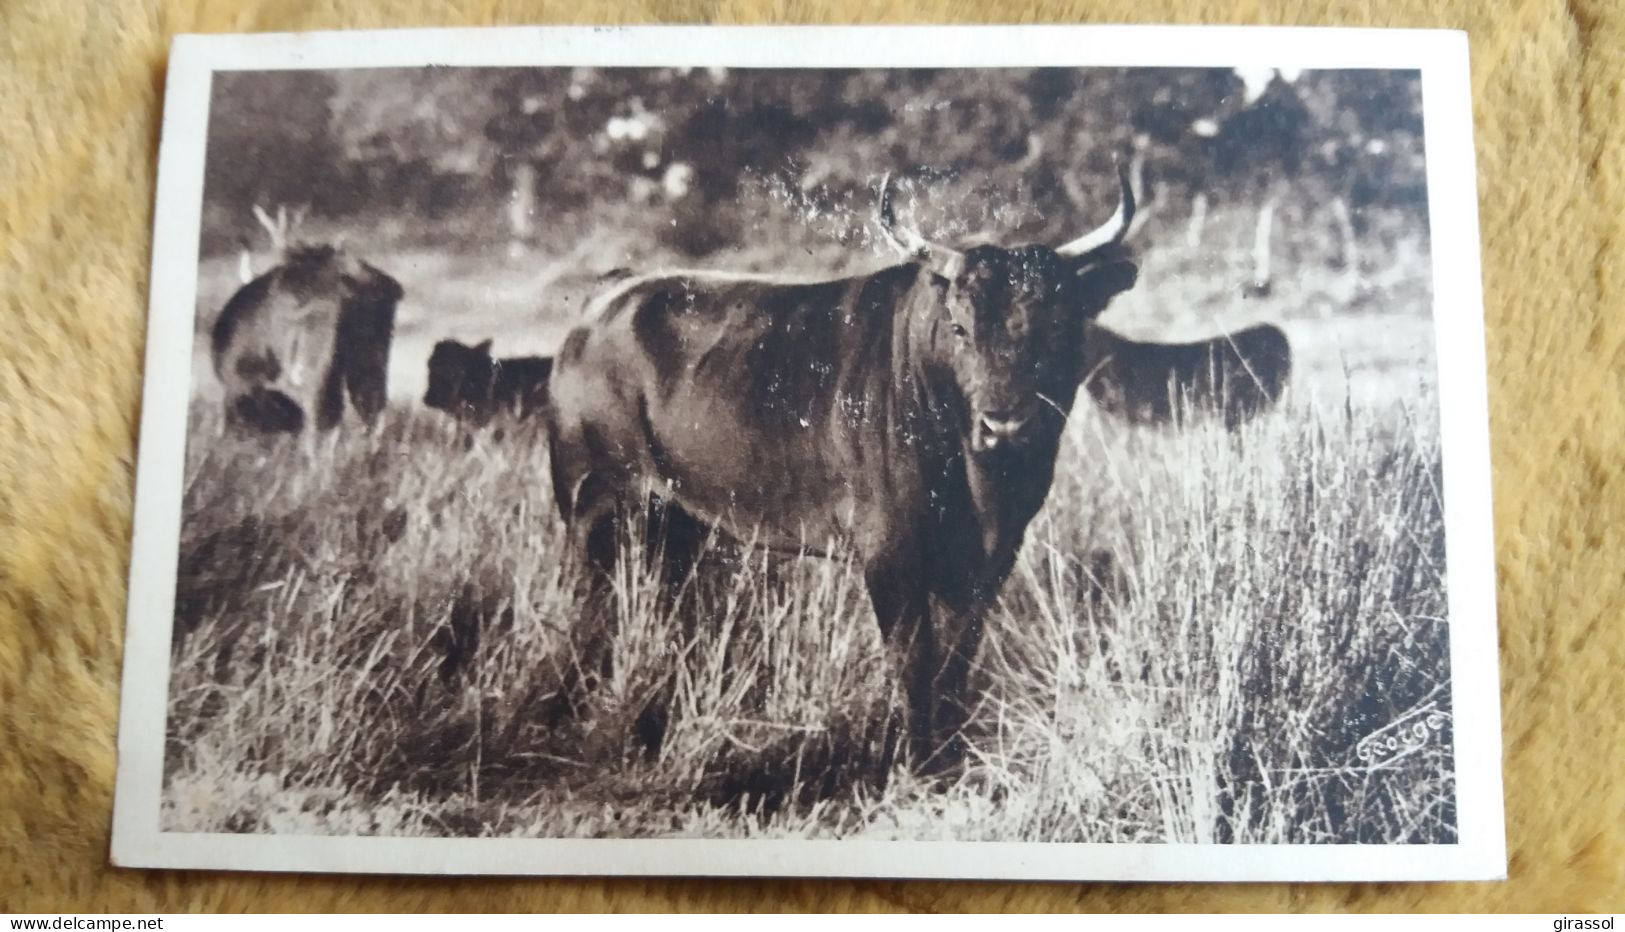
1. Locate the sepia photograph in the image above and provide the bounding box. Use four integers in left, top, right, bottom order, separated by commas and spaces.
112, 25, 1503, 880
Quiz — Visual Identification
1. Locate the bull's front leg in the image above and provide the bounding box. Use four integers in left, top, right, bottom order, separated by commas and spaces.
537, 472, 624, 728
864, 555, 938, 773
927, 601, 985, 770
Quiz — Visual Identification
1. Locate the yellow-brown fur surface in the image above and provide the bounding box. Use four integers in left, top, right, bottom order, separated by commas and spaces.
1, 0, 1620, 913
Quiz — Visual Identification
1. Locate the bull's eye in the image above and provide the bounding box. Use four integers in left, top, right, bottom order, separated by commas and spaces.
950, 323, 968, 340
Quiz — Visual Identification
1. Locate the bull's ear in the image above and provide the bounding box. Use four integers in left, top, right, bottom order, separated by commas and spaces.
474, 339, 494, 356
1073, 256, 1139, 319
1078, 258, 1138, 296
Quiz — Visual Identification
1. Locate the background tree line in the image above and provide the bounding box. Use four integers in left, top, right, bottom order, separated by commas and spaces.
202, 66, 1427, 263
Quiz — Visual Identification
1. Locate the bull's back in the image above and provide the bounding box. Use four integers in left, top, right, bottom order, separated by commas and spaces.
549, 269, 896, 543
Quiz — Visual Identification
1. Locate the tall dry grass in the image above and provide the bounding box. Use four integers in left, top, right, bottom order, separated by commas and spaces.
161, 375, 1454, 843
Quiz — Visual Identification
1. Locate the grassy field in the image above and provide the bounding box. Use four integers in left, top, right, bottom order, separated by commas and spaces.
163, 205, 1455, 843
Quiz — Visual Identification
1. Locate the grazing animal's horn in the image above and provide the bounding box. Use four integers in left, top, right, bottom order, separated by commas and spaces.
877, 173, 929, 259
236, 248, 254, 284
1056, 160, 1137, 258
252, 204, 285, 252
877, 173, 963, 277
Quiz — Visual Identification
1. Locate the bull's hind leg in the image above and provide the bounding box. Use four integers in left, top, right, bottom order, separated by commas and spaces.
564, 488, 623, 695
643, 495, 706, 619
632, 495, 709, 755
536, 444, 629, 733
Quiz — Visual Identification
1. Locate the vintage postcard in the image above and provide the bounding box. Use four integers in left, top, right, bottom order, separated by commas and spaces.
112, 24, 1505, 880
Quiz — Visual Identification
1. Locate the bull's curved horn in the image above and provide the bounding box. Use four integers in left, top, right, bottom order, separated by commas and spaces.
876, 174, 964, 279
1055, 161, 1137, 258
877, 172, 932, 259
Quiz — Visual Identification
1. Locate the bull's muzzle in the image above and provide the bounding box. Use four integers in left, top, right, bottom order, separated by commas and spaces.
971, 407, 1034, 452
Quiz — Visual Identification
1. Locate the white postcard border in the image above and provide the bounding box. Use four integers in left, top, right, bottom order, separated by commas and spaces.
113, 23, 1505, 881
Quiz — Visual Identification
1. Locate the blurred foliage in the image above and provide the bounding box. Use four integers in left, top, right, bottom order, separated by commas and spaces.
203, 67, 1426, 259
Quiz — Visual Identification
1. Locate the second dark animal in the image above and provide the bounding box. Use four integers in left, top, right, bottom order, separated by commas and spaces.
423, 339, 554, 425
1080, 322, 1292, 430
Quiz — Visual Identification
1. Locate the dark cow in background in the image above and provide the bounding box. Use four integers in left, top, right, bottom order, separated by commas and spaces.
423, 338, 553, 425
546, 167, 1143, 771
1082, 322, 1292, 430
212, 241, 403, 433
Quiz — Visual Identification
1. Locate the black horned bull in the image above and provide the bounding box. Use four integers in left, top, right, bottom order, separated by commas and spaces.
547, 168, 1146, 771
212, 242, 403, 433
423, 338, 554, 425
